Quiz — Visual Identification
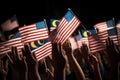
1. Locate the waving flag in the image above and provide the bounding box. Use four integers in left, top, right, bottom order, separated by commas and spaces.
1, 15, 19, 32
88, 32, 106, 54
29, 39, 52, 61
50, 8, 81, 45
81, 29, 96, 46
116, 21, 120, 44
69, 30, 82, 49
0, 32, 23, 58
19, 19, 52, 61
94, 19, 118, 45
19, 20, 49, 43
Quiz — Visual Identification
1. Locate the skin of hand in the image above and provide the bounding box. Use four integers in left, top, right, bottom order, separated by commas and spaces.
22, 44, 41, 80
7, 46, 28, 80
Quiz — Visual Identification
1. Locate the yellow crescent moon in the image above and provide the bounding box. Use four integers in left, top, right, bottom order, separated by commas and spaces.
8, 34, 14, 39
38, 40, 43, 45
30, 41, 38, 48
52, 20, 59, 27
83, 30, 91, 37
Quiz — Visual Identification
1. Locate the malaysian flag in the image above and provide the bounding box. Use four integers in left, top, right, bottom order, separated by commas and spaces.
0, 32, 23, 58
69, 30, 82, 50
88, 32, 106, 54
19, 20, 52, 61
3, 32, 24, 53
1, 15, 19, 32
29, 39, 52, 61
81, 29, 96, 46
19, 20, 49, 43
116, 21, 120, 44
94, 19, 118, 45
50, 8, 81, 45
50, 19, 60, 31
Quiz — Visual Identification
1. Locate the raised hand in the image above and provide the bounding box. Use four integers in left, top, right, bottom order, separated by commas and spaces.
89, 54, 102, 80
52, 43, 66, 80
7, 46, 27, 80
22, 44, 41, 80
106, 37, 120, 64
0, 58, 8, 80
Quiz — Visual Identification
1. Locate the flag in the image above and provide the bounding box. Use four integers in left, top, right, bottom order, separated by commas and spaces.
19, 20, 49, 43
29, 39, 52, 61
81, 29, 96, 46
116, 21, 120, 44
69, 30, 82, 49
1, 15, 19, 32
88, 32, 106, 54
94, 19, 118, 45
0, 42, 10, 55
19, 19, 52, 61
50, 19, 60, 31
3, 32, 24, 53
50, 8, 81, 45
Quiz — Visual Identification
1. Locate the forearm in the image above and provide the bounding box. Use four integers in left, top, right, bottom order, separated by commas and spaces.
67, 54, 86, 80
93, 64, 102, 80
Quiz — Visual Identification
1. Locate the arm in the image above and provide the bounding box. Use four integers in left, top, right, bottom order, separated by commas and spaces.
7, 46, 28, 80
22, 44, 41, 80
52, 43, 66, 80
63, 40, 86, 80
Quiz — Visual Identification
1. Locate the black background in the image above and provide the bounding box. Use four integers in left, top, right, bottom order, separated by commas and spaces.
0, 0, 119, 29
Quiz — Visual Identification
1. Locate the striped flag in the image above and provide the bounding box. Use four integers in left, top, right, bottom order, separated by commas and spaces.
69, 30, 82, 50
29, 39, 52, 61
50, 8, 81, 45
88, 32, 106, 54
81, 29, 96, 46
19, 20, 49, 43
19, 20, 52, 61
116, 21, 120, 44
94, 19, 118, 45
3, 32, 24, 53
0, 32, 23, 58
1, 15, 19, 32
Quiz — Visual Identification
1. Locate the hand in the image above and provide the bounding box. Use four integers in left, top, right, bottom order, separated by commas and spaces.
106, 37, 120, 64
0, 58, 8, 78
52, 43, 66, 69
7, 46, 27, 80
22, 44, 41, 80
62, 40, 72, 56
81, 43, 90, 62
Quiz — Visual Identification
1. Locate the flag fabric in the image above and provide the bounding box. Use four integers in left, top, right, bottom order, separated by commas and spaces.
88, 32, 106, 54
1, 15, 19, 32
116, 21, 120, 44
94, 19, 118, 45
50, 19, 60, 31
3, 32, 24, 53
29, 39, 52, 61
0, 42, 10, 55
81, 29, 96, 46
50, 9, 81, 45
19, 20, 52, 61
19, 20, 49, 43
69, 30, 82, 49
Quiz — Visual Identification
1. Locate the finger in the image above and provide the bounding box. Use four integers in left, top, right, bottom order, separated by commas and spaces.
14, 46, 20, 60
24, 44, 32, 57
6, 53, 13, 64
